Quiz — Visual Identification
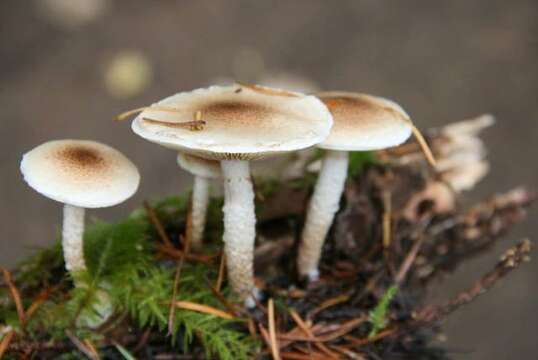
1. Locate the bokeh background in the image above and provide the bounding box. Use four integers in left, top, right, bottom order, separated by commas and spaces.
1, 1, 536, 358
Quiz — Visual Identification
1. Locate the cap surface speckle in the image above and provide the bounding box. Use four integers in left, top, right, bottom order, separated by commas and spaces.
21, 140, 140, 208
132, 84, 333, 160
317, 92, 413, 151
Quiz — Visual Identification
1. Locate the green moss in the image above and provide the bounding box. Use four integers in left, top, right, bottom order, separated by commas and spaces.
1, 193, 257, 359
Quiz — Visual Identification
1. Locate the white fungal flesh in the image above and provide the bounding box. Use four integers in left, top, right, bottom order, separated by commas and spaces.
297, 150, 349, 280
62, 204, 86, 273
220, 160, 257, 303
190, 176, 210, 250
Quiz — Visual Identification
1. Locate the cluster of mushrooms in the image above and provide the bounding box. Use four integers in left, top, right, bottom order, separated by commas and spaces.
21, 83, 430, 307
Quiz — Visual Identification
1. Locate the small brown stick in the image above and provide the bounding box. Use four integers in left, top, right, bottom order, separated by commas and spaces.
65, 330, 100, 360
268, 299, 281, 360
144, 202, 174, 248
289, 310, 340, 359
394, 234, 427, 285
415, 239, 533, 324
25, 285, 60, 319
280, 351, 327, 360
343, 327, 397, 347
382, 191, 392, 250
314, 316, 367, 342
259, 324, 274, 354
215, 253, 226, 293
307, 293, 351, 320
132, 328, 152, 354
0, 267, 25, 326
202, 277, 240, 317
0, 329, 15, 358
329, 345, 366, 360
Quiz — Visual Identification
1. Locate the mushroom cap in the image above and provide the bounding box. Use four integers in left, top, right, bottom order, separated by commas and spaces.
21, 140, 140, 208
316, 92, 413, 151
132, 84, 333, 160
177, 153, 221, 179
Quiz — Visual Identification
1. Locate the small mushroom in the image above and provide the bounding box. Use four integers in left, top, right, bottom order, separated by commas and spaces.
20, 140, 140, 279
131, 84, 332, 304
297, 92, 415, 280
177, 153, 221, 250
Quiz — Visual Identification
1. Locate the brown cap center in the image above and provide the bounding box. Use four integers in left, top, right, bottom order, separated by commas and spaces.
57, 146, 106, 169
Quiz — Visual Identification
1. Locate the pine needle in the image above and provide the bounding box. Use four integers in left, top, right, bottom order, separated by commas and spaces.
114, 343, 137, 360
144, 202, 173, 248
236, 82, 298, 97
289, 310, 339, 359
0, 329, 15, 358
115, 105, 185, 121
65, 330, 100, 360
268, 299, 281, 360
0, 267, 25, 326
216, 253, 226, 293
172, 301, 235, 320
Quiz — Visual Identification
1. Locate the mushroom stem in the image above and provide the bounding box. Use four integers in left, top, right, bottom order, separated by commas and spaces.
297, 150, 349, 280
62, 204, 86, 273
220, 160, 257, 304
191, 176, 210, 251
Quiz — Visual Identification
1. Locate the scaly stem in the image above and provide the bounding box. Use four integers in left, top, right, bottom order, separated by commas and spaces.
62, 204, 86, 274
220, 160, 257, 304
191, 176, 210, 251
297, 150, 349, 280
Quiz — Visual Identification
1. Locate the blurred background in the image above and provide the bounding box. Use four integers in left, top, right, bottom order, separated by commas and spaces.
0, 1, 536, 358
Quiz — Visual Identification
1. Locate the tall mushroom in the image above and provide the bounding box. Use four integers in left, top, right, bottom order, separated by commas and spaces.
20, 140, 140, 279
297, 92, 417, 280
177, 153, 221, 250
131, 84, 332, 304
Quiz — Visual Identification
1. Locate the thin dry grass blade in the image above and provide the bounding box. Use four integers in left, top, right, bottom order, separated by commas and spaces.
0, 330, 15, 359
172, 301, 234, 320
268, 299, 281, 360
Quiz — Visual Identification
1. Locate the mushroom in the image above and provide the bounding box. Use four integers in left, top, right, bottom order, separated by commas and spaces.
131, 84, 332, 304
297, 92, 418, 280
177, 153, 221, 250
20, 140, 140, 279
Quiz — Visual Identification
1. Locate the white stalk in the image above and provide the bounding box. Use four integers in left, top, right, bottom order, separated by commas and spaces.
297, 150, 349, 280
190, 176, 210, 251
220, 160, 257, 304
62, 204, 86, 273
